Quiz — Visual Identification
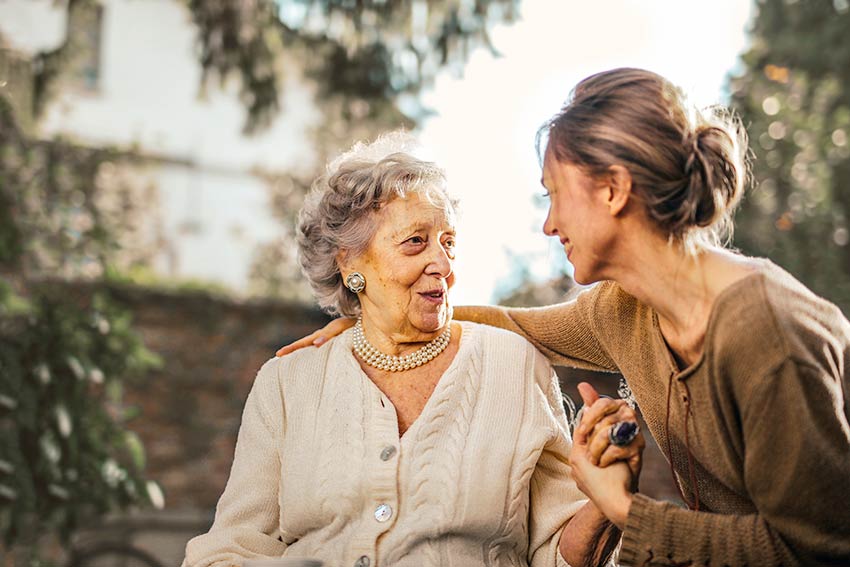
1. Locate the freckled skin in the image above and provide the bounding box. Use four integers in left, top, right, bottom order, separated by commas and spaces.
339, 192, 461, 436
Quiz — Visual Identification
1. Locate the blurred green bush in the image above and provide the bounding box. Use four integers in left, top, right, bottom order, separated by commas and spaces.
1, 89, 161, 558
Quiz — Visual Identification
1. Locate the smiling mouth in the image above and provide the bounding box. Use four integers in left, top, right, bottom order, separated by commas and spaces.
419, 290, 446, 303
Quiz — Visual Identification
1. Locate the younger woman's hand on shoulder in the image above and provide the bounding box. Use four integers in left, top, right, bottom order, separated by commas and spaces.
275, 317, 356, 357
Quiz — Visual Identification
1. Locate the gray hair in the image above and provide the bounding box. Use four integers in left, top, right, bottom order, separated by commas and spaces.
297, 132, 457, 317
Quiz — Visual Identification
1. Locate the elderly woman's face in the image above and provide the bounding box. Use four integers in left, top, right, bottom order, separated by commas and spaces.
352, 192, 456, 338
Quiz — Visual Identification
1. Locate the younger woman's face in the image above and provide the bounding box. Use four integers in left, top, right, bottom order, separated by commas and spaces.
541, 149, 616, 284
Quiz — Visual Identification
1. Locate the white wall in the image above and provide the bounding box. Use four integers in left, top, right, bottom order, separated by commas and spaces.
152, 162, 282, 288
0, 0, 322, 292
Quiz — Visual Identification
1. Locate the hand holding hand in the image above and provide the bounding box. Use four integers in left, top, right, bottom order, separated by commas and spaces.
574, 382, 645, 480
570, 428, 634, 530
569, 382, 645, 529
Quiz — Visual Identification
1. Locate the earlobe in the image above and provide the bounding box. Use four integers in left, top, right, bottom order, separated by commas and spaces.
606, 165, 632, 216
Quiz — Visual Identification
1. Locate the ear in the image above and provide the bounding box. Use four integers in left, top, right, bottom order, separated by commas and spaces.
336, 250, 352, 274
605, 165, 632, 216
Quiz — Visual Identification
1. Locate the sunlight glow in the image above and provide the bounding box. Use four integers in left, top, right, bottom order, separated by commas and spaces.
419, 0, 754, 305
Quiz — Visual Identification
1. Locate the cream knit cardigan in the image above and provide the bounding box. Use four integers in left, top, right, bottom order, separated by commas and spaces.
183, 322, 585, 567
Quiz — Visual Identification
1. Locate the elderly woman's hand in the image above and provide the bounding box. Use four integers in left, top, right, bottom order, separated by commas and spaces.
569, 429, 634, 530
275, 317, 356, 357
574, 382, 645, 480
569, 382, 643, 529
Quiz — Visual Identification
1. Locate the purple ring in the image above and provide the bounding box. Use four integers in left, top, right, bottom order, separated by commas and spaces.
609, 421, 639, 447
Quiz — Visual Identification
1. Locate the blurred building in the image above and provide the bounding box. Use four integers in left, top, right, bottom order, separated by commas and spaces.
0, 0, 321, 294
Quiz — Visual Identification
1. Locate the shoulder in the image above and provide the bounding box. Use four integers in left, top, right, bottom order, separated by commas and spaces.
461, 320, 547, 360
708, 260, 849, 392
592, 280, 647, 322
460, 321, 557, 389
712, 261, 847, 355
269, 331, 353, 388
277, 331, 348, 367
757, 262, 849, 342
577, 280, 652, 349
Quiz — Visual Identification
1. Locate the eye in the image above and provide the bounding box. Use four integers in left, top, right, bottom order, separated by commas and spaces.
443, 237, 456, 249
406, 236, 426, 245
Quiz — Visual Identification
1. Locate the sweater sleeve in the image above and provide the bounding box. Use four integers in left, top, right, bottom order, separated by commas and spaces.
618, 358, 850, 566
527, 347, 589, 567
454, 284, 618, 372
183, 358, 287, 567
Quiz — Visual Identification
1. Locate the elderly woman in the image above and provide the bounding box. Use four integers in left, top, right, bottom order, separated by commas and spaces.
182, 134, 643, 567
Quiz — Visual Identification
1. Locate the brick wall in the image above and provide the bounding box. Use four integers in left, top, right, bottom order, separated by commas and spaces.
97, 284, 332, 512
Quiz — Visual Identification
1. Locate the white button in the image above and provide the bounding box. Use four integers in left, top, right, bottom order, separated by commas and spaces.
374, 503, 393, 522
380, 445, 396, 461
354, 556, 370, 567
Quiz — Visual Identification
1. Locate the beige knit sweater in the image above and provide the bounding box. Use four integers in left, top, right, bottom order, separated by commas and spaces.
457, 259, 850, 566
183, 322, 587, 567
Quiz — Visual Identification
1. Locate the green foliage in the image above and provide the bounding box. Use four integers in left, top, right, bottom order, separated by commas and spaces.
188, 0, 284, 133
1, 60, 161, 554
103, 264, 236, 298
730, 0, 850, 314
0, 94, 127, 280
187, 0, 520, 131
25, 0, 520, 133
0, 282, 161, 548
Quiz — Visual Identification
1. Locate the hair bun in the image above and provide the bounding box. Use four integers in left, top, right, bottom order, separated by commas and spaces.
682, 112, 748, 235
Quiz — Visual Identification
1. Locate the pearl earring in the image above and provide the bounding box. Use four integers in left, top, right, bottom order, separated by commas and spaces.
345, 272, 366, 293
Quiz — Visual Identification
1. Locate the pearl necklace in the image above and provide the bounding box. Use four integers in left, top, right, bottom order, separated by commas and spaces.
352, 317, 451, 372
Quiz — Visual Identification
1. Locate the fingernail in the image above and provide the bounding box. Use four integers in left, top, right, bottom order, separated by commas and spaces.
313, 337, 326, 346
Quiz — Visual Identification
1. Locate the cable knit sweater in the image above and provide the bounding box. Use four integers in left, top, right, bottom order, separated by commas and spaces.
456, 259, 850, 566
183, 322, 587, 567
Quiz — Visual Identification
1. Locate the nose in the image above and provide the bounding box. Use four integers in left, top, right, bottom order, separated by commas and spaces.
426, 242, 453, 279
543, 207, 558, 237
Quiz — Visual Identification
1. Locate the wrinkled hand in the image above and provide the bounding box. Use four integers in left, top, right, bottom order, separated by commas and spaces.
574, 382, 645, 480
570, 427, 634, 530
275, 317, 356, 357
569, 382, 644, 529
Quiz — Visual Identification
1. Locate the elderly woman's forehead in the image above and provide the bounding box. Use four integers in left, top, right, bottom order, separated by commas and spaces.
379, 195, 456, 228
384, 190, 454, 212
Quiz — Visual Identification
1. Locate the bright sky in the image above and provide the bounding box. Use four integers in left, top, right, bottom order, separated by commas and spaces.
418, 0, 754, 305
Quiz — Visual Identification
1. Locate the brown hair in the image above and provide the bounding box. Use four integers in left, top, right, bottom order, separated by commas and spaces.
540, 68, 749, 250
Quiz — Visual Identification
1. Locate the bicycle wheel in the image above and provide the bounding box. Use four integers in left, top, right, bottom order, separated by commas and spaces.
67, 543, 163, 567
